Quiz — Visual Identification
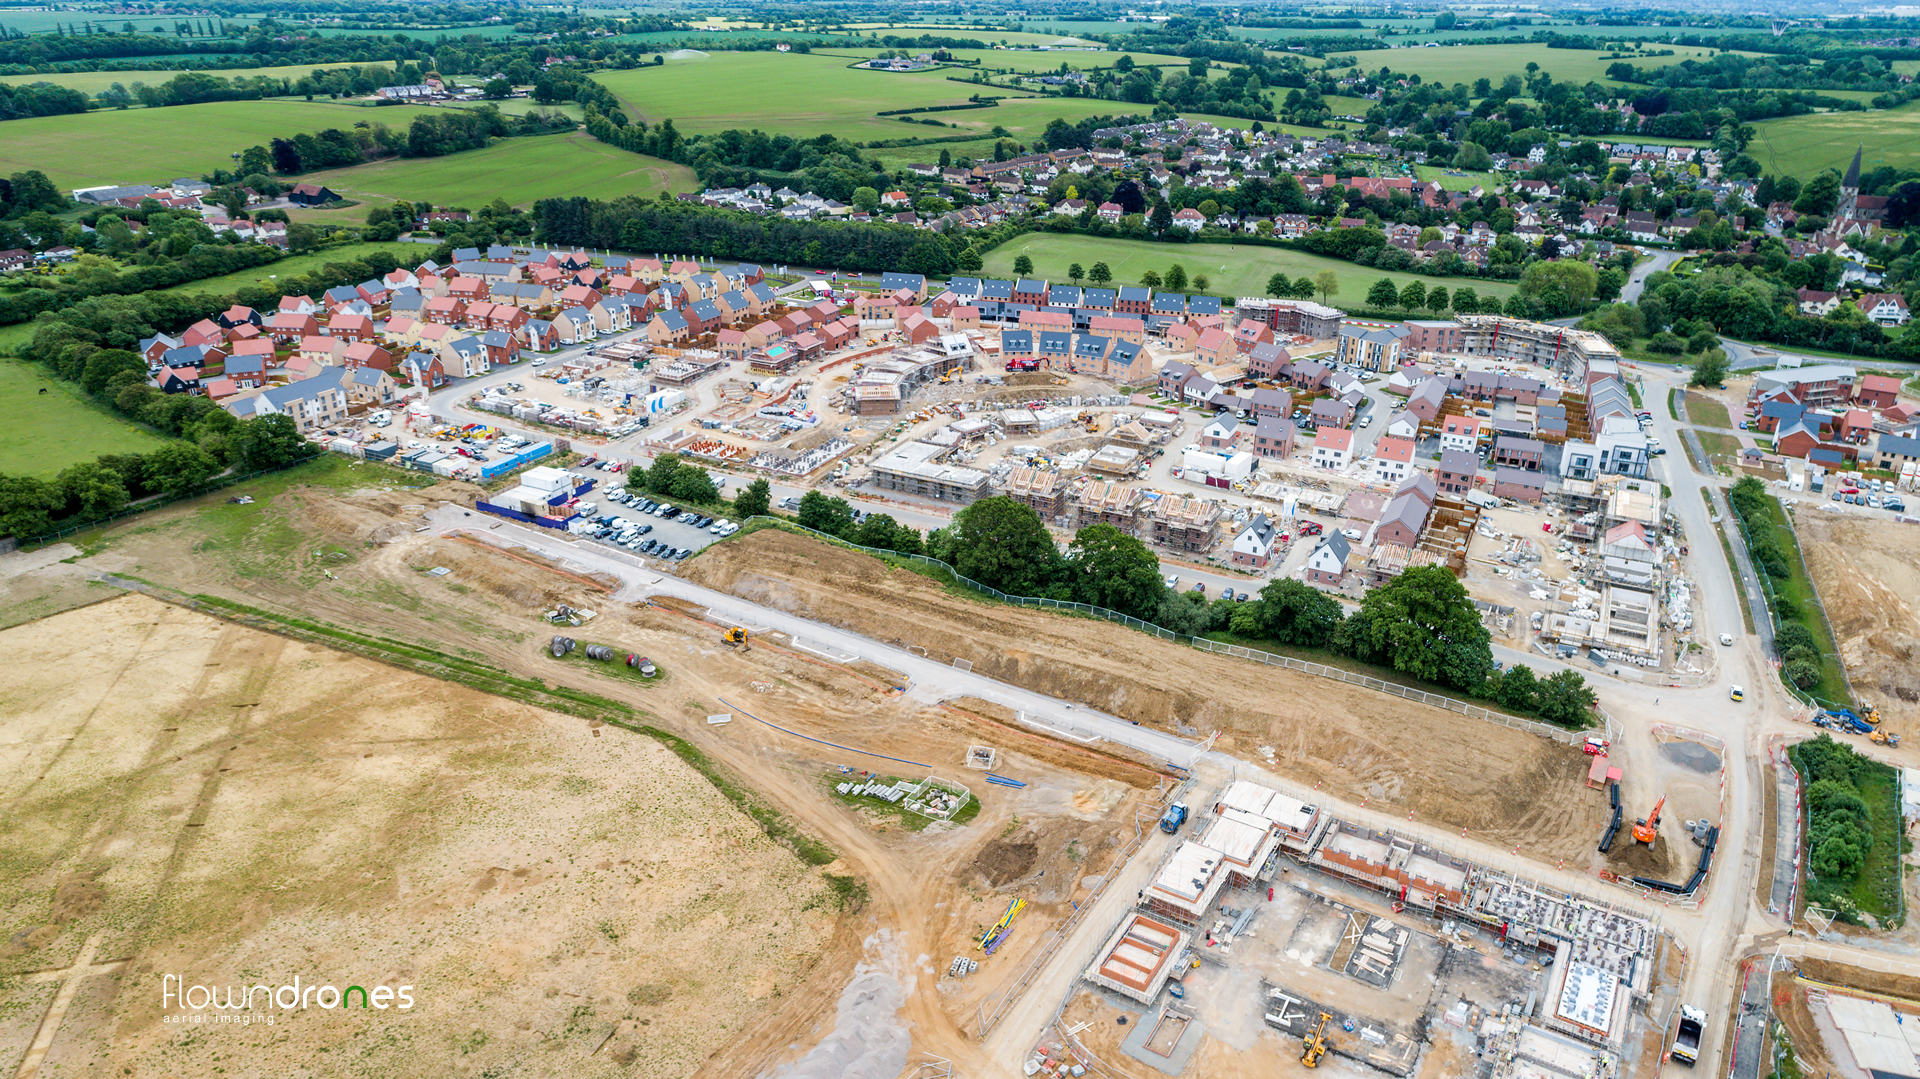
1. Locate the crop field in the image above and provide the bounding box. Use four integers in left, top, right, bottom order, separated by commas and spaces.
0, 11, 256, 32
0, 99, 447, 192
0, 359, 163, 476
288, 132, 694, 219
979, 234, 1517, 305
1331, 42, 1737, 86
1751, 100, 1920, 178
0, 61, 401, 96
594, 51, 1052, 142
827, 45, 1195, 73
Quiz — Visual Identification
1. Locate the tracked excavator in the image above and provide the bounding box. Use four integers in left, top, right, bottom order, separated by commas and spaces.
722, 627, 750, 651
1632, 796, 1665, 845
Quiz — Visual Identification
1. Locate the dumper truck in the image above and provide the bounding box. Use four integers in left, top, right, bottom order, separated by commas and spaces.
1159, 802, 1189, 834
1671, 1005, 1705, 1066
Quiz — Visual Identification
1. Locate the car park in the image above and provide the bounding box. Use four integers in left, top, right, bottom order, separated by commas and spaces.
1888, 498, 1907, 512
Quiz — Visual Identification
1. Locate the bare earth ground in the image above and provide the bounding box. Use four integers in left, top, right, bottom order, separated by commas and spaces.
0, 593, 838, 1078
687, 528, 1604, 864
0, 476, 1172, 1076
1797, 513, 1920, 736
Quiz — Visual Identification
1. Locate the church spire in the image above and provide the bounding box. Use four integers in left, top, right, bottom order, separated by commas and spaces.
1844, 144, 1862, 191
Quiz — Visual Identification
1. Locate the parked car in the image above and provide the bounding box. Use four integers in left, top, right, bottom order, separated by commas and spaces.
1165, 574, 1179, 588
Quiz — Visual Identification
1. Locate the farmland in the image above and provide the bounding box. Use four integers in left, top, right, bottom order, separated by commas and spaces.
288, 132, 694, 220
1322, 42, 1740, 86
0, 61, 397, 96
1750, 100, 1920, 179
0, 98, 446, 192
0, 358, 164, 477
978, 234, 1518, 304
593, 51, 1051, 143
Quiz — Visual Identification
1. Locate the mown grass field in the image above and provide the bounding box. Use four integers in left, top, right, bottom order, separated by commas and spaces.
978, 234, 1517, 303
287, 132, 695, 221
0, 358, 164, 476
0, 98, 447, 191
1751, 100, 1920, 179
0, 61, 399, 95
146, 240, 426, 297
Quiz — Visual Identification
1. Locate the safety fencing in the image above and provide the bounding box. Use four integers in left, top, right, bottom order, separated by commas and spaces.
742, 519, 1614, 748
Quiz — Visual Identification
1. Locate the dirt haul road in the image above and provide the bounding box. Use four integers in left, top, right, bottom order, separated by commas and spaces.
685, 528, 1603, 864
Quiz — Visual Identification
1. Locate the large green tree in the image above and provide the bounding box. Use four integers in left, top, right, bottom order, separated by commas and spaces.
0, 474, 64, 539
235, 413, 316, 470
1535, 669, 1598, 726
55, 460, 129, 521
796, 490, 855, 536
732, 477, 772, 519
1066, 523, 1163, 618
1357, 565, 1493, 690
1238, 579, 1344, 648
949, 496, 1060, 596
144, 440, 219, 498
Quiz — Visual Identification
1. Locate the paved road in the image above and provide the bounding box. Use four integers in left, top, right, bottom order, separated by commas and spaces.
1623, 249, 1684, 304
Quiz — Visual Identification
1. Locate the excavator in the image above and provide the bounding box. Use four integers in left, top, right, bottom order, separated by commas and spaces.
722, 626, 750, 651
1632, 796, 1666, 845
1302, 1011, 1333, 1068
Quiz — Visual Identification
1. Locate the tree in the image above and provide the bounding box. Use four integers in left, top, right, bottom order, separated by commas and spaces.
1164, 264, 1188, 291
1249, 579, 1344, 648
0, 474, 62, 539
1398, 280, 1426, 312
1426, 285, 1449, 313
235, 413, 316, 470
482, 78, 511, 99
1357, 565, 1493, 690
1192, 274, 1210, 292
1149, 198, 1173, 233
1140, 269, 1162, 288
1518, 259, 1599, 312
81, 349, 143, 395
1068, 262, 1084, 285
645, 453, 683, 495
1088, 261, 1112, 284
1793, 171, 1840, 217
1066, 523, 1162, 618
796, 490, 855, 536
1690, 349, 1729, 388
1012, 253, 1034, 276
1497, 665, 1539, 711
852, 186, 881, 214
144, 440, 218, 498
1267, 272, 1292, 298
670, 464, 719, 504
733, 477, 772, 519
1367, 278, 1400, 309
949, 496, 1060, 596
853, 513, 920, 554
1314, 270, 1339, 305
1453, 141, 1492, 171
1535, 669, 1598, 726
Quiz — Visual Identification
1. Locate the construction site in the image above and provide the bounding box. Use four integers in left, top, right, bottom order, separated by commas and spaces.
0, 452, 1713, 1079
1037, 775, 1673, 1078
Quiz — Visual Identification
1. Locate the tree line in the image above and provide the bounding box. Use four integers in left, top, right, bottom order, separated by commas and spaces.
784, 493, 1597, 726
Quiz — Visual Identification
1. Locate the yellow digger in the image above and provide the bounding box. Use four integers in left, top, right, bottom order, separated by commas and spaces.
722, 627, 750, 651
1302, 1011, 1332, 1068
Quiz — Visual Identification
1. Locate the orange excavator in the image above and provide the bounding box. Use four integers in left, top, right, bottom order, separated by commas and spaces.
1632, 796, 1666, 845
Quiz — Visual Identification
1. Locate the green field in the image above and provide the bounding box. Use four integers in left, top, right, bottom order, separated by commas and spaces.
977, 234, 1517, 304
288, 132, 694, 220
0, 98, 450, 191
0, 61, 397, 96
1751, 100, 1920, 179
829, 45, 1195, 73
1416, 164, 1496, 191
144, 240, 426, 298
0, 359, 164, 477
1341, 42, 1738, 87
595, 51, 1056, 141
